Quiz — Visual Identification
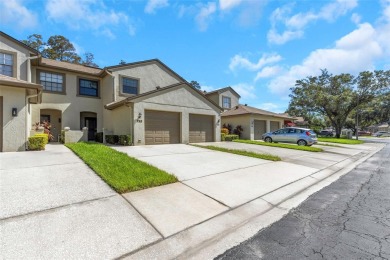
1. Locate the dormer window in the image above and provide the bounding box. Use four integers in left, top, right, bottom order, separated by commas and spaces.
122, 77, 139, 95
222, 96, 231, 109
0, 52, 13, 77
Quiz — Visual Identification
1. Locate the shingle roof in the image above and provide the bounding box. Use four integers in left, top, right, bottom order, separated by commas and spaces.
105, 59, 187, 83
0, 74, 42, 90
105, 82, 222, 111
204, 86, 241, 98
38, 58, 103, 76
221, 104, 293, 119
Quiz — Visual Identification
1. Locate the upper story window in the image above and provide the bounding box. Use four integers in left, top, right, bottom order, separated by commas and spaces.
40, 71, 64, 93
122, 77, 139, 95
0, 52, 13, 77
222, 96, 231, 109
79, 78, 99, 97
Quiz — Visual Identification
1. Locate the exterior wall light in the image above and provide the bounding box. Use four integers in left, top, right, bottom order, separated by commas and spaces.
12, 108, 18, 117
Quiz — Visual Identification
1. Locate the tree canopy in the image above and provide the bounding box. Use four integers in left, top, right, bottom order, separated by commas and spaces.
189, 80, 201, 90
22, 34, 99, 67
287, 69, 390, 137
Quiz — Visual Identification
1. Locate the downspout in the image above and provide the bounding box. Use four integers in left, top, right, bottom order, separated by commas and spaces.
25, 54, 41, 150
26, 55, 40, 83
25, 88, 42, 150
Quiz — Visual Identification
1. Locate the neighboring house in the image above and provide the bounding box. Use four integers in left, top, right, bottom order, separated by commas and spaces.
0, 31, 222, 152
221, 104, 293, 140
204, 87, 240, 111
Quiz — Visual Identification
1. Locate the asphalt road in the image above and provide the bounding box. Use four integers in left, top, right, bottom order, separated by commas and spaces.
216, 139, 390, 260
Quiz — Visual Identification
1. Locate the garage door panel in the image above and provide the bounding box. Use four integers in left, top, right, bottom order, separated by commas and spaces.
254, 120, 266, 140
145, 111, 180, 145
270, 121, 280, 132
189, 114, 214, 143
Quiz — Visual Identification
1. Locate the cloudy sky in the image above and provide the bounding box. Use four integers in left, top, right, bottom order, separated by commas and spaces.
1, 0, 389, 112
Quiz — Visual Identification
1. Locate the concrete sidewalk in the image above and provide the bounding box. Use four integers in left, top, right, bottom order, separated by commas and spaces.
0, 142, 384, 259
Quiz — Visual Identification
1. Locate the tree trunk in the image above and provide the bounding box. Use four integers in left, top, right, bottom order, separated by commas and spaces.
335, 126, 342, 138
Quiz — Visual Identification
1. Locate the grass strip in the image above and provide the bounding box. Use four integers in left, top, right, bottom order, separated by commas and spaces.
192, 144, 281, 161
66, 142, 177, 193
317, 137, 364, 144
233, 139, 323, 152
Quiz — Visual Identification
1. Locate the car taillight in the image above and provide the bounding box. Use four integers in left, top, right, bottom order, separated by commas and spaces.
306, 131, 310, 136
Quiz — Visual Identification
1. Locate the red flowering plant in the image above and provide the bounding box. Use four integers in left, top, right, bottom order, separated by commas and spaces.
33, 121, 54, 141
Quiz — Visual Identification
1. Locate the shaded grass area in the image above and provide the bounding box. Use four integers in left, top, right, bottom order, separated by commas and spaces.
192, 144, 281, 161
318, 137, 364, 144
66, 142, 177, 193
233, 139, 323, 152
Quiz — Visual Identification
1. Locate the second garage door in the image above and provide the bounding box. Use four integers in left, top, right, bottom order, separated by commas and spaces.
145, 110, 180, 145
189, 114, 214, 143
270, 121, 280, 132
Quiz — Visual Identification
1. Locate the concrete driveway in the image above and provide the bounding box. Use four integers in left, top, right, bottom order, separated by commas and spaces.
0, 144, 162, 259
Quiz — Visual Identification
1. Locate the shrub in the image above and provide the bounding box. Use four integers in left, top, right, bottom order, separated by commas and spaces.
224, 134, 239, 141
221, 128, 229, 135
33, 133, 49, 145
221, 133, 226, 141
59, 130, 65, 144
28, 135, 48, 150
105, 135, 119, 144
222, 123, 232, 134
233, 125, 243, 137
32, 121, 54, 141
95, 132, 103, 143
119, 135, 132, 146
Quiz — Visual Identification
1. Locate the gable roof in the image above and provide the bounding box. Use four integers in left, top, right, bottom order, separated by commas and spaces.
204, 86, 241, 98
36, 58, 104, 76
105, 59, 187, 83
0, 31, 40, 55
105, 82, 222, 111
221, 104, 293, 119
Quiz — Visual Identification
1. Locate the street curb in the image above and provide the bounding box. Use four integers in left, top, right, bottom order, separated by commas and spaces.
121, 143, 385, 260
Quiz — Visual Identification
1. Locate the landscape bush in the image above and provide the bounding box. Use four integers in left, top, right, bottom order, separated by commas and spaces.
95, 132, 103, 143
224, 134, 239, 141
28, 134, 48, 150
119, 135, 132, 146
221, 133, 226, 141
221, 128, 229, 135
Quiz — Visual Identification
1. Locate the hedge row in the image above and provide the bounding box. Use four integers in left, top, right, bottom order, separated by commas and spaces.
105, 135, 132, 145
221, 133, 239, 141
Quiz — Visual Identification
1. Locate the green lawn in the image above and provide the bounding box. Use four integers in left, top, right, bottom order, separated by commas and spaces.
233, 139, 323, 152
192, 144, 281, 161
318, 137, 364, 144
66, 142, 177, 193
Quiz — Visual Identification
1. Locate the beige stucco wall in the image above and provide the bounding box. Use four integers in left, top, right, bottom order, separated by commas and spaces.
219, 89, 239, 109
0, 86, 28, 151
222, 114, 285, 140
221, 115, 251, 139
31, 67, 104, 132
110, 62, 182, 103
111, 105, 133, 135
128, 86, 221, 145
0, 35, 32, 81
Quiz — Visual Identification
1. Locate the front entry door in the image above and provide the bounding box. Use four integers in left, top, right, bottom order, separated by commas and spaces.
85, 117, 97, 141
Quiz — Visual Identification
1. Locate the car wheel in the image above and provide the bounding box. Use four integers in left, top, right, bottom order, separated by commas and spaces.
297, 139, 307, 146
264, 137, 272, 143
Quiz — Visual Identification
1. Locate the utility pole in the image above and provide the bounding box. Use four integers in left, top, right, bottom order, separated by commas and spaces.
356, 110, 359, 140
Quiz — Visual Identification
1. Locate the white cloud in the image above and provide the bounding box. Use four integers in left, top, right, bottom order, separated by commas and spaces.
351, 13, 361, 24
145, 0, 169, 14
268, 23, 383, 95
256, 102, 280, 112
0, 0, 38, 29
255, 66, 283, 80
267, 29, 303, 45
45, 0, 134, 37
195, 2, 217, 31
268, 0, 357, 44
230, 83, 257, 99
229, 53, 282, 71
219, 0, 243, 11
